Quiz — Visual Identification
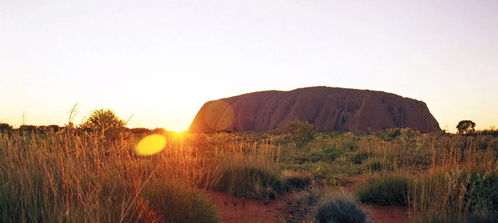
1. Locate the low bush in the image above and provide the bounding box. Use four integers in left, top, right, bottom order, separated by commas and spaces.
315, 194, 368, 223
215, 165, 282, 200
364, 159, 393, 171
357, 175, 411, 206
281, 170, 312, 191
143, 180, 218, 223
294, 147, 342, 164
466, 211, 498, 223
350, 151, 371, 164
321, 147, 343, 161
384, 128, 402, 141
467, 172, 498, 212
281, 120, 316, 148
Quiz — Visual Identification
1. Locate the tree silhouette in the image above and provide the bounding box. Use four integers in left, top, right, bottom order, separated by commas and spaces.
456, 120, 476, 135
0, 123, 13, 132
81, 109, 125, 133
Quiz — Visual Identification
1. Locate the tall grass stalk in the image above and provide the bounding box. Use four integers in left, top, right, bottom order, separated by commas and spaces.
0, 131, 282, 222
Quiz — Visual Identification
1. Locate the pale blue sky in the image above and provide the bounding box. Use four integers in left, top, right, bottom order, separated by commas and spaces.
1, 0, 497, 131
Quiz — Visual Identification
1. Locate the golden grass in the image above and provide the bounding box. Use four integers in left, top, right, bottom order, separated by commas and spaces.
0, 130, 496, 222
0, 131, 227, 222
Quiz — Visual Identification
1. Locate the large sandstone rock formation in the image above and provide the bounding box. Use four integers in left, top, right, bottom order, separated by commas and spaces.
189, 86, 440, 133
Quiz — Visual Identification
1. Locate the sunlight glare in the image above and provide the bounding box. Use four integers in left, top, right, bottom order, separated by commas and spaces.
134, 134, 167, 156
171, 130, 187, 141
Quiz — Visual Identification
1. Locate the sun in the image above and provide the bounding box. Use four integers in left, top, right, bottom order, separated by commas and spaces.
169, 127, 187, 132
170, 130, 187, 140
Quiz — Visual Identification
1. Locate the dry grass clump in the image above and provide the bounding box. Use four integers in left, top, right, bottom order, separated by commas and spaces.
363, 158, 393, 172
142, 180, 218, 223
0, 132, 221, 222
410, 167, 498, 222
406, 134, 498, 222
215, 163, 282, 200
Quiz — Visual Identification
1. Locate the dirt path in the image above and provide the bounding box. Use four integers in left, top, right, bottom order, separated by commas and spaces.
361, 205, 408, 223
206, 175, 409, 223
205, 191, 290, 223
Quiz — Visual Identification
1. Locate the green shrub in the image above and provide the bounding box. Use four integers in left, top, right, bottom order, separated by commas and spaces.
399, 128, 421, 142
307, 148, 342, 163
322, 147, 342, 161
466, 211, 498, 223
385, 128, 402, 140
467, 172, 498, 212
309, 152, 325, 162
365, 159, 393, 171
350, 151, 371, 164
281, 170, 312, 191
357, 175, 411, 206
282, 120, 316, 147
315, 194, 367, 223
143, 180, 218, 223
215, 165, 282, 200
338, 132, 359, 150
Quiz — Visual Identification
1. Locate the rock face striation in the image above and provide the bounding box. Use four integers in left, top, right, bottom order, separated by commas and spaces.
189, 86, 440, 133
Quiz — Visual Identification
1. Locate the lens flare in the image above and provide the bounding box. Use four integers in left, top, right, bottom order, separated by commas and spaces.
134, 134, 167, 156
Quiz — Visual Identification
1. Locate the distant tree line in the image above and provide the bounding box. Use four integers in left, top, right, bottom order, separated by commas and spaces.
0, 109, 167, 135
0, 123, 165, 135
1, 114, 497, 137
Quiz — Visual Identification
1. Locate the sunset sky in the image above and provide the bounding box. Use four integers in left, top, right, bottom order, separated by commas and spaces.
1, 0, 497, 132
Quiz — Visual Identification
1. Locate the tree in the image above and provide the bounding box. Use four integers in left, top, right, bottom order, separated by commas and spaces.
0, 123, 13, 132
19, 125, 38, 132
39, 125, 61, 132
81, 109, 126, 133
456, 120, 476, 135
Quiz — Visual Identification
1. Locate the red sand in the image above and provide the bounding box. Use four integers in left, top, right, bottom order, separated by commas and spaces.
205, 191, 288, 223
205, 174, 409, 223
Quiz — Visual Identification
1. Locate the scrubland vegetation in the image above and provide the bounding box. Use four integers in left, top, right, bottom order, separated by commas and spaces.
0, 117, 497, 222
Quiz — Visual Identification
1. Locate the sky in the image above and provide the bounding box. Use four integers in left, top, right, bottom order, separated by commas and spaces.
1, 0, 497, 132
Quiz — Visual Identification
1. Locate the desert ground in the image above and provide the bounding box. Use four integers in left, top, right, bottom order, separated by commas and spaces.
0, 118, 496, 223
